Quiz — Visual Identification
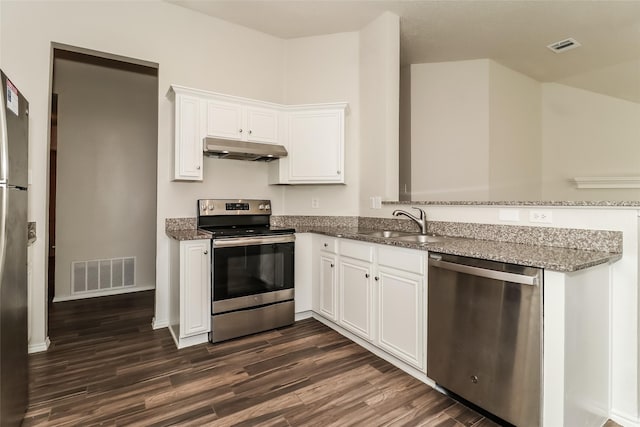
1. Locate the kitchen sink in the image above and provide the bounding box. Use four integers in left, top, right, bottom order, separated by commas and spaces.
358, 230, 413, 238
392, 234, 442, 243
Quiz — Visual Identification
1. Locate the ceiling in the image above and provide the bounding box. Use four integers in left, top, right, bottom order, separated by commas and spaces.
169, 0, 640, 102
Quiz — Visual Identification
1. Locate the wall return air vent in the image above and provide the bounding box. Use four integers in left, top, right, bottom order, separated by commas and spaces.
547, 37, 581, 53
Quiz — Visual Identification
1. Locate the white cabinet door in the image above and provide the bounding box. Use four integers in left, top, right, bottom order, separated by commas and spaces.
180, 240, 211, 337
245, 106, 279, 143
269, 105, 347, 185
339, 257, 374, 341
206, 100, 243, 141
319, 254, 337, 321
377, 266, 425, 370
207, 101, 279, 144
286, 109, 344, 183
174, 94, 203, 181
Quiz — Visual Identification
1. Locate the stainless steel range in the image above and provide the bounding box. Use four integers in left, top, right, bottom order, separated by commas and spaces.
197, 199, 295, 343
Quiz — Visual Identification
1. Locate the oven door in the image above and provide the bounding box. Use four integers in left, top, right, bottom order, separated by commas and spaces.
212, 234, 295, 314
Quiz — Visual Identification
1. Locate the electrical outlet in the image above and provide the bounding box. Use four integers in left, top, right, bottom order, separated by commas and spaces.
311, 198, 319, 209
529, 210, 553, 223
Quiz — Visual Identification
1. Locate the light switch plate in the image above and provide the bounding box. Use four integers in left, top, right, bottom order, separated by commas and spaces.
374, 196, 382, 209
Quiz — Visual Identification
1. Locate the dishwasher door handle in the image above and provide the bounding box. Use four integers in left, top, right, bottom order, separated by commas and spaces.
429, 259, 539, 286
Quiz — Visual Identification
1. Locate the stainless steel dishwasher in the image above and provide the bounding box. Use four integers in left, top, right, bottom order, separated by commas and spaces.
427, 253, 542, 427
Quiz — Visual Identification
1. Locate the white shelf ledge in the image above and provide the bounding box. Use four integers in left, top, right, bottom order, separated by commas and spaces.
572, 177, 640, 189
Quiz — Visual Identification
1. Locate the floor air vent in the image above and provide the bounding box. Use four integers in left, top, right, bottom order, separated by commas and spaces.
72, 257, 135, 294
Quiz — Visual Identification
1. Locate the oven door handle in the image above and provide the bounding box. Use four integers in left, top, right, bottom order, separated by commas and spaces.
213, 234, 295, 248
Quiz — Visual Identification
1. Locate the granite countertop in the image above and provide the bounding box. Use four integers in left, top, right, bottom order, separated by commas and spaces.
296, 226, 621, 273
385, 200, 640, 207
165, 220, 621, 272
166, 228, 212, 241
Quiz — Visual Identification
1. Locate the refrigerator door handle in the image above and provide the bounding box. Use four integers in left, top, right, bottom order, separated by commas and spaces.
0, 78, 7, 281
0, 78, 7, 182
0, 184, 7, 299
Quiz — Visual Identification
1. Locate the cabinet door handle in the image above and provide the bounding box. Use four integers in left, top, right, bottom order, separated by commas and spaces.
323, 243, 328, 247
239, 128, 243, 133
204, 250, 208, 255
365, 273, 370, 278
330, 263, 334, 268
374, 276, 379, 281
249, 130, 252, 135
196, 165, 201, 170
337, 170, 341, 175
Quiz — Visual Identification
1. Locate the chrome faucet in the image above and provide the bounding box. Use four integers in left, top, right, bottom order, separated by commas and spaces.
392, 207, 428, 235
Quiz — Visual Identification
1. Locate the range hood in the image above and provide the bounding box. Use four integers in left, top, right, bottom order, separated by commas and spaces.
203, 137, 288, 162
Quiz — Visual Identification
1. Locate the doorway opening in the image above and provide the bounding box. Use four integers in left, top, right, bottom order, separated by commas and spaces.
47, 45, 158, 336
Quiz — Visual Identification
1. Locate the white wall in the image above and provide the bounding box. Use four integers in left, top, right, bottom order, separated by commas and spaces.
280, 31, 360, 216
410, 59, 491, 200
0, 0, 287, 348
409, 60, 640, 203
53, 58, 157, 300
280, 12, 400, 218
541, 83, 640, 201
488, 61, 541, 200
359, 12, 400, 215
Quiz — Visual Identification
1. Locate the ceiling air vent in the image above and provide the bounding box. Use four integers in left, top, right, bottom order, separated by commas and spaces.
547, 37, 581, 53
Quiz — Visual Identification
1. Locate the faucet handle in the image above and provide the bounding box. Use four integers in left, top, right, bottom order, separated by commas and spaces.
411, 206, 426, 219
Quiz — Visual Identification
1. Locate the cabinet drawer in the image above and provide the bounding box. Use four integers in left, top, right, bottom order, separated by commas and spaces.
377, 246, 425, 274
318, 236, 337, 253
340, 240, 373, 262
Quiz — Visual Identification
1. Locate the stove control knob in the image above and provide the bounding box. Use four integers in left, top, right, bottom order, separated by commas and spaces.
207, 203, 215, 211
258, 204, 265, 210
265, 204, 271, 210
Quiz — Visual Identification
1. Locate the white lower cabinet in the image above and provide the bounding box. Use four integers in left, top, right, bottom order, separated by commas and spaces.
313, 235, 426, 371
377, 266, 425, 370
339, 256, 374, 341
169, 239, 211, 349
319, 254, 337, 320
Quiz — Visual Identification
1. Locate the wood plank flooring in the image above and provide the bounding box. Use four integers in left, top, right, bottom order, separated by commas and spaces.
23, 291, 611, 426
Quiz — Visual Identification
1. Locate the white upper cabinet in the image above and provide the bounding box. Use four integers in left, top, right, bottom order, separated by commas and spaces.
269, 104, 347, 185
206, 100, 243, 141
170, 85, 347, 184
245, 106, 279, 143
206, 100, 280, 144
169, 88, 204, 181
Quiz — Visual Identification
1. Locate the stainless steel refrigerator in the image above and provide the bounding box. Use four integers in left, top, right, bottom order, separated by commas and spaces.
0, 70, 29, 426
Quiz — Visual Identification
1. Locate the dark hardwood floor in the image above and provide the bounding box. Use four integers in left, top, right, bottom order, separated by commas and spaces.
25, 291, 516, 425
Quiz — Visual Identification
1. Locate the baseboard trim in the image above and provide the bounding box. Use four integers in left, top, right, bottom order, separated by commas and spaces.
610, 410, 640, 427
295, 310, 313, 321
168, 324, 208, 349
152, 316, 169, 330
28, 336, 50, 354
310, 313, 433, 388
53, 285, 155, 302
